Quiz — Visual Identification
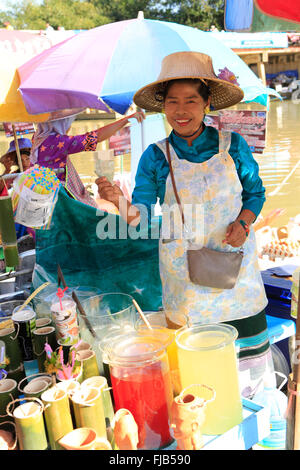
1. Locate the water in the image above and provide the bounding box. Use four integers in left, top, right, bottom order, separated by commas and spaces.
1, 100, 299, 227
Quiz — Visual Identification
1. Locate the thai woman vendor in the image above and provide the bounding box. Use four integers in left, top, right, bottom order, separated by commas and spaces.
96, 52, 274, 398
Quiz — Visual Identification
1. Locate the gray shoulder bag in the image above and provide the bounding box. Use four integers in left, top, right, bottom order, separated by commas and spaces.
165, 139, 243, 290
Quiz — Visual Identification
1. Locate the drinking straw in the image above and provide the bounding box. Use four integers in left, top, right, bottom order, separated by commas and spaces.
14, 282, 51, 314
56, 287, 68, 311
132, 299, 152, 330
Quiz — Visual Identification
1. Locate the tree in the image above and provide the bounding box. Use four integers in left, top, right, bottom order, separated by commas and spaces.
1, 0, 110, 30
148, 0, 225, 30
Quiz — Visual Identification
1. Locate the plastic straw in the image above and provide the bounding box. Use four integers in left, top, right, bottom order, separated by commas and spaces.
132, 299, 152, 330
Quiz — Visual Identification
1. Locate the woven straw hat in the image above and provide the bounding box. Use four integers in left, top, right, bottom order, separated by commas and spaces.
133, 51, 244, 112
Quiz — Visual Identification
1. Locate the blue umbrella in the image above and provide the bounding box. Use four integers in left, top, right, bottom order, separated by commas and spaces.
18, 18, 278, 115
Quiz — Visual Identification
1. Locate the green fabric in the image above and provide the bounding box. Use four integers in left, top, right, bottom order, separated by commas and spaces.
251, 5, 300, 32
224, 309, 270, 359
34, 187, 162, 312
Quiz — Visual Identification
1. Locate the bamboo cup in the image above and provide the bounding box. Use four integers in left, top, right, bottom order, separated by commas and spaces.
33, 326, 57, 372
7, 397, 48, 450
41, 386, 74, 450
71, 387, 107, 438
18, 373, 53, 396
55, 380, 81, 427
0, 379, 18, 424
0, 327, 23, 371
81, 376, 114, 424
36, 317, 52, 328
76, 350, 99, 381
58, 427, 112, 450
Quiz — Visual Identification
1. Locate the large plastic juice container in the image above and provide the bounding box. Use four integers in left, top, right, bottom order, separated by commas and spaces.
176, 323, 243, 435
103, 331, 174, 449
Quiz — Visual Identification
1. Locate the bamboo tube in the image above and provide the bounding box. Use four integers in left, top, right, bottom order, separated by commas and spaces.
3, 244, 19, 268
71, 387, 107, 438
81, 376, 114, 423
0, 196, 18, 244
33, 326, 57, 372
36, 317, 52, 328
0, 327, 23, 371
41, 386, 73, 450
18, 373, 53, 396
7, 397, 48, 450
0, 379, 18, 425
55, 380, 81, 428
81, 376, 115, 447
76, 350, 99, 381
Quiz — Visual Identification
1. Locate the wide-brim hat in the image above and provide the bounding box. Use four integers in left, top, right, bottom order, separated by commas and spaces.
3, 137, 32, 157
133, 51, 244, 112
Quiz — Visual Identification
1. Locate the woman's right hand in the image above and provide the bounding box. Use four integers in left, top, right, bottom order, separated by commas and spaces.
95, 176, 124, 207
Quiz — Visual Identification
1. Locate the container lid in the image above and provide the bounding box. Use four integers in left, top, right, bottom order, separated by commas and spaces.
101, 329, 172, 366
12, 308, 35, 322
175, 323, 238, 351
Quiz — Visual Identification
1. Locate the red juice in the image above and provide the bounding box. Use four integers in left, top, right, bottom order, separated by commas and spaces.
110, 362, 173, 449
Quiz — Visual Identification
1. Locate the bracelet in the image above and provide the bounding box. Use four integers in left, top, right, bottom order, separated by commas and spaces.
239, 219, 250, 237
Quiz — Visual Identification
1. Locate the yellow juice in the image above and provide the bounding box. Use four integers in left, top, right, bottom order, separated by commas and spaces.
136, 312, 184, 395
176, 325, 243, 435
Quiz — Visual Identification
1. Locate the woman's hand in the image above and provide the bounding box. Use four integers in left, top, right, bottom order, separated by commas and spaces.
223, 220, 247, 247
95, 176, 124, 208
128, 111, 146, 123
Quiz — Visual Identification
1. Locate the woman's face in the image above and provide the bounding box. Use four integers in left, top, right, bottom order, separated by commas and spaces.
21, 152, 31, 171
164, 81, 209, 137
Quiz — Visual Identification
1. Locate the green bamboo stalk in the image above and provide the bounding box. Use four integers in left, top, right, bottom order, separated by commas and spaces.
7, 398, 48, 450
3, 244, 19, 268
33, 326, 57, 372
41, 386, 74, 450
76, 350, 99, 381
71, 388, 107, 438
0, 327, 23, 371
0, 196, 17, 244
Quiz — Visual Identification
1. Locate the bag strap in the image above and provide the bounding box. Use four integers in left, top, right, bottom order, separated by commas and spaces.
165, 139, 185, 226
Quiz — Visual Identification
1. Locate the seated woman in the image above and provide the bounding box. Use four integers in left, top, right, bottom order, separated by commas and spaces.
0, 137, 32, 195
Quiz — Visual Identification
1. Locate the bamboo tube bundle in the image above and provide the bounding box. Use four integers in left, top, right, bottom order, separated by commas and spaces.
76, 350, 99, 381
33, 326, 57, 372
71, 387, 107, 439
41, 386, 73, 450
6, 397, 48, 450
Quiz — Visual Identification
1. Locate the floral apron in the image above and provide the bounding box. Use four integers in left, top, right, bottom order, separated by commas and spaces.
156, 133, 268, 327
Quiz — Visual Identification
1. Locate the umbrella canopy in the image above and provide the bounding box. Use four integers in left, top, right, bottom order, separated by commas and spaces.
254, 0, 300, 23
18, 18, 278, 116
0, 30, 54, 122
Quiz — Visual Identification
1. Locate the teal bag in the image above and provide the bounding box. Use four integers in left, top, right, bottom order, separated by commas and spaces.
33, 188, 162, 311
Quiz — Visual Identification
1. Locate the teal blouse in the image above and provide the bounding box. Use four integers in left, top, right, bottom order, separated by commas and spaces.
131, 125, 265, 219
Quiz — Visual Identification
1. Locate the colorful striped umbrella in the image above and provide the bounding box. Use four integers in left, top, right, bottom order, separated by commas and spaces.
18, 17, 278, 116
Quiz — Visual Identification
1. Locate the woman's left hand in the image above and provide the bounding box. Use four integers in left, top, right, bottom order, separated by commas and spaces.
223, 220, 247, 247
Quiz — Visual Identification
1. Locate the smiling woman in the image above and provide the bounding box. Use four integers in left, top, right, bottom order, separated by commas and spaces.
96, 50, 276, 399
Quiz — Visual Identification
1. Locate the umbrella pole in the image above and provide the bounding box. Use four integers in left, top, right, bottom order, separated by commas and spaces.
287, 271, 300, 449
12, 125, 23, 172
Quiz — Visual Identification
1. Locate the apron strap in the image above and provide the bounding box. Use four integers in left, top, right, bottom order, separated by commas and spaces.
218, 131, 232, 154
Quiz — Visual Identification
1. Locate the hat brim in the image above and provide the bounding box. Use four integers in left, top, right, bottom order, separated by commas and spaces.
133, 76, 244, 112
